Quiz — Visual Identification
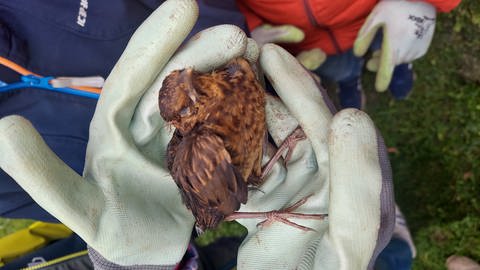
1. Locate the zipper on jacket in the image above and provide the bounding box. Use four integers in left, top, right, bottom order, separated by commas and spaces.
21, 250, 88, 270
302, 0, 343, 54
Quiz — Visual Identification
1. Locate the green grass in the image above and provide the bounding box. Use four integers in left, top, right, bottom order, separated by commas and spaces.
413, 216, 480, 269
0, 218, 35, 237
1, 1, 479, 268
195, 221, 247, 247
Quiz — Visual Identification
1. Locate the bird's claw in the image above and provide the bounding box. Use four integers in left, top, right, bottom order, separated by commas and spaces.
226, 194, 327, 232
261, 126, 307, 178
256, 210, 326, 232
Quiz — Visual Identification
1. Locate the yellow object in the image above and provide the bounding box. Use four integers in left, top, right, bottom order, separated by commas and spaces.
366, 50, 381, 72
0, 222, 72, 266
296, 48, 327, 70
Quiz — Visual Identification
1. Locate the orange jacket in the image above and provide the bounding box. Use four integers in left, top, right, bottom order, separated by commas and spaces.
237, 0, 461, 55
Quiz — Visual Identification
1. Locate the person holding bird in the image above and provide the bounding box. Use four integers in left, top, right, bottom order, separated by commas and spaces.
0, 1, 395, 269
0, 1, 440, 269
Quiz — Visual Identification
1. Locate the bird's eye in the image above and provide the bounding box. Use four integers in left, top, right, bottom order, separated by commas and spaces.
179, 107, 191, 117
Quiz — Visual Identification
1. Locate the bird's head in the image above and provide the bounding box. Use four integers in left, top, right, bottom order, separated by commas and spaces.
159, 68, 200, 134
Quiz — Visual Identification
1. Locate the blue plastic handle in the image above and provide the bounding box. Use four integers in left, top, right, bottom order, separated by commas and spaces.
0, 75, 99, 99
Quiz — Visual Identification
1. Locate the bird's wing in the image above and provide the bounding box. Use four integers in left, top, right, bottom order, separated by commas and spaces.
166, 129, 182, 172
171, 127, 248, 229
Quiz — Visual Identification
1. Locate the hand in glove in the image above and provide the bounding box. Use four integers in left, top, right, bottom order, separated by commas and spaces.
0, 0, 255, 267
250, 24, 325, 71
250, 24, 305, 46
354, 1, 436, 92
234, 44, 395, 270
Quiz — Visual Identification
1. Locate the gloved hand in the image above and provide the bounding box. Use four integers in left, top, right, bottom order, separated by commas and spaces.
250, 24, 326, 71
250, 24, 305, 46
0, 0, 255, 267
353, 1, 436, 92
234, 44, 395, 270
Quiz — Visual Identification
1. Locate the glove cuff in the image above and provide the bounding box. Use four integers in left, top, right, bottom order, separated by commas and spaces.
88, 245, 200, 270
367, 129, 396, 269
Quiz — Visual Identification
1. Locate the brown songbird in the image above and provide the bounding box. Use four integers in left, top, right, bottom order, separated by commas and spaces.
159, 57, 266, 230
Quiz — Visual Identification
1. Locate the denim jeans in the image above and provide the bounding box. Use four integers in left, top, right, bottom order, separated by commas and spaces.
313, 32, 412, 107
314, 48, 364, 84
375, 237, 414, 270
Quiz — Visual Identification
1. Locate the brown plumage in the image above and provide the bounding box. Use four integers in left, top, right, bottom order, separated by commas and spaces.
159, 57, 266, 230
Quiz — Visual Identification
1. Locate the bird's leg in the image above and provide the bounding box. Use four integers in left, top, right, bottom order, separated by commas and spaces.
261, 126, 306, 179
225, 194, 327, 232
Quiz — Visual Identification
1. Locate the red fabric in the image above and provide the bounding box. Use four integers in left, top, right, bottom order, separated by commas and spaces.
236, 0, 461, 55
